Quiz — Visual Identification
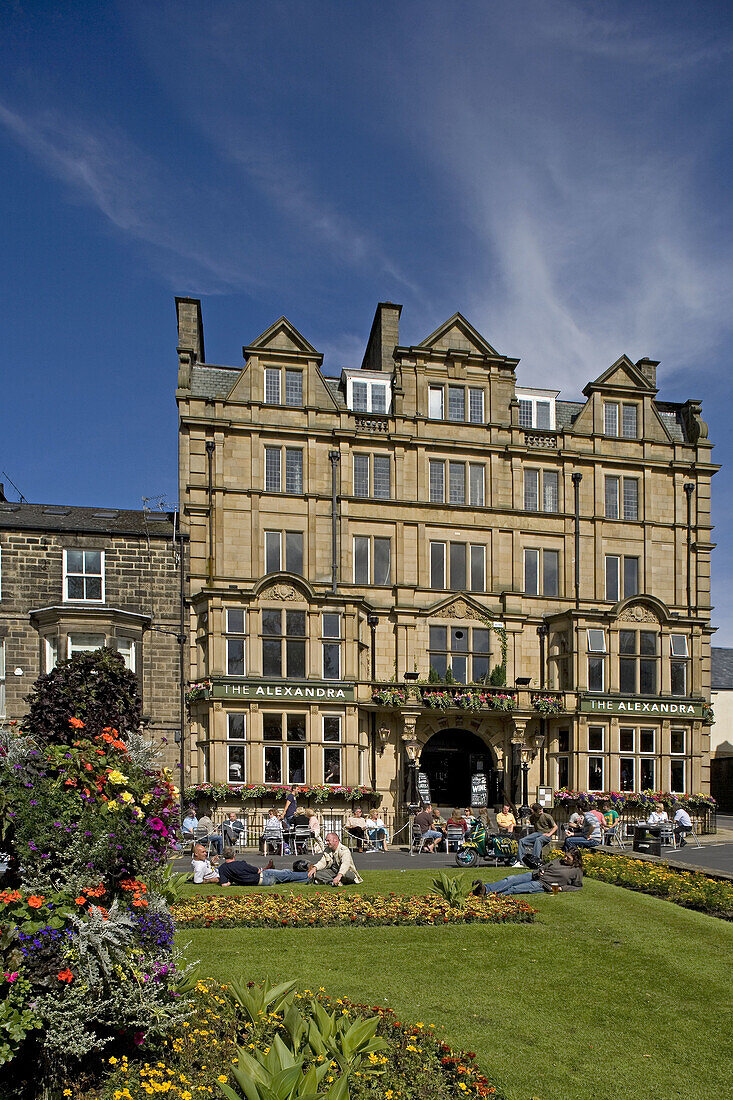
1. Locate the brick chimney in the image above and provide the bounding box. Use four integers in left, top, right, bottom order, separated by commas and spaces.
636, 357, 659, 389
361, 302, 402, 373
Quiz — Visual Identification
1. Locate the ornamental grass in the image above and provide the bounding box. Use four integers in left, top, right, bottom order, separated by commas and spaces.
171, 890, 536, 929
84, 980, 503, 1100
583, 851, 733, 919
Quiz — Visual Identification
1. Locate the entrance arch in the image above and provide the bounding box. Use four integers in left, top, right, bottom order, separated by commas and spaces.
419, 729, 502, 808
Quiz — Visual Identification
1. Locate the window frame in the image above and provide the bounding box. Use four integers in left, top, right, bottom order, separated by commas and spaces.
63, 549, 105, 604
428, 624, 491, 684
604, 476, 620, 519
622, 403, 638, 439
322, 613, 342, 681
429, 459, 445, 503
227, 712, 247, 785
517, 392, 556, 430
430, 541, 446, 589
226, 608, 246, 677
524, 547, 560, 596
322, 715, 342, 785
604, 401, 619, 437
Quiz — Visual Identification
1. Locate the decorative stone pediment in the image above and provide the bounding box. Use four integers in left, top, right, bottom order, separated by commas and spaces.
424, 593, 492, 622
261, 583, 300, 602
246, 316, 319, 356
417, 312, 499, 357
618, 603, 660, 624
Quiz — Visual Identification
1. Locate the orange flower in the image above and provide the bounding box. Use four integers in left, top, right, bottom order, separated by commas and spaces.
57, 969, 74, 983
27, 896, 45, 908
68, 717, 85, 729
75, 897, 86, 906
0, 890, 22, 903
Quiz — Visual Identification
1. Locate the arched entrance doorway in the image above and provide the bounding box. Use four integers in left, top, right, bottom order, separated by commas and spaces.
419, 729, 503, 809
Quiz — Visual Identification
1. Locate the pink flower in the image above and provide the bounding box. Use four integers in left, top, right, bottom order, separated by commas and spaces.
147, 817, 165, 832
133, 1031, 146, 1046
4, 972, 19, 982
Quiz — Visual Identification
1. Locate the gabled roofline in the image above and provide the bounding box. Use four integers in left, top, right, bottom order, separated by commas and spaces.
416, 312, 500, 357
582, 355, 658, 397
243, 316, 322, 363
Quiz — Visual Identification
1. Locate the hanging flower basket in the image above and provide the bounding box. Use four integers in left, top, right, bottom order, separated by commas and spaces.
532, 694, 563, 715
185, 681, 211, 705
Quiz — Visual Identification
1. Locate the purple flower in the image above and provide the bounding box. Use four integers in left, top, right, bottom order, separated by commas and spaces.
147, 818, 166, 832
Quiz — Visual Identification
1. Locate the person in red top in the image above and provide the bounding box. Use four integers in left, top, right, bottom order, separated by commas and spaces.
447, 808, 468, 835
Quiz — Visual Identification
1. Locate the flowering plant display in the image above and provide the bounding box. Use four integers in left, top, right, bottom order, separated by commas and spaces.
184, 782, 381, 806
371, 686, 408, 706
531, 694, 563, 715
421, 689, 516, 712
583, 852, 733, 920
171, 889, 536, 928
184, 680, 211, 705
94, 980, 504, 1099
0, 649, 195, 1097
702, 704, 715, 725
553, 788, 716, 814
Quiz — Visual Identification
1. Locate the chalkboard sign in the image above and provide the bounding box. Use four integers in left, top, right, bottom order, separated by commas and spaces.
471, 772, 488, 807
416, 770, 431, 805
536, 786, 553, 809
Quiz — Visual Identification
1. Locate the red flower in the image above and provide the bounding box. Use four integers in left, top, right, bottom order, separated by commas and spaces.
57, 969, 74, 983
69, 717, 85, 729
75, 897, 86, 906
27, 896, 45, 908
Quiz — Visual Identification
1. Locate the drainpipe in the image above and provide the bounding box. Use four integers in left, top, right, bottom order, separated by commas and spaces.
206, 441, 215, 585
684, 482, 695, 616
571, 472, 582, 610
536, 623, 548, 786
367, 614, 379, 791
329, 450, 340, 593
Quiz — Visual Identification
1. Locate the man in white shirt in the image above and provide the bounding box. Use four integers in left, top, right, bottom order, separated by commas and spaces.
673, 806, 693, 847
308, 832, 363, 885
191, 843, 219, 884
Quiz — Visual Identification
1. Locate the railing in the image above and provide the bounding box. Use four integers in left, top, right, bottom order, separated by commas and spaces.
353, 415, 390, 433
195, 807, 407, 850
370, 683, 519, 711
523, 429, 558, 448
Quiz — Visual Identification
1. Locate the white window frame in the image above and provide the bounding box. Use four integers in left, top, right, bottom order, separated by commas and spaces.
113, 637, 136, 672
265, 530, 282, 573
346, 375, 392, 414
524, 548, 540, 595
524, 469, 539, 512
605, 555, 620, 601
588, 725, 605, 752
428, 386, 444, 420
605, 476, 620, 519
226, 609, 246, 677
623, 477, 639, 521
322, 614, 342, 681
63, 549, 105, 603
588, 756, 605, 791
670, 634, 689, 657
587, 655, 605, 692
670, 758, 686, 794
469, 464, 484, 507
516, 389, 557, 430
622, 403, 638, 439
284, 448, 303, 494
44, 636, 58, 673
353, 453, 370, 498
67, 633, 106, 658
469, 544, 485, 593
353, 535, 370, 584
639, 728, 655, 754
670, 727, 686, 756
322, 714, 343, 786
227, 712, 247, 785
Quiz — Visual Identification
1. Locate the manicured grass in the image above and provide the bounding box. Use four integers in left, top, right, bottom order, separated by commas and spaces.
178, 870, 733, 1100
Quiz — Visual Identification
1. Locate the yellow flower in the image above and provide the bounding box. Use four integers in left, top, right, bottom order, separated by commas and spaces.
119, 791, 134, 803
217, 1076, 228, 1083
63, 1092, 72, 1098
107, 769, 128, 785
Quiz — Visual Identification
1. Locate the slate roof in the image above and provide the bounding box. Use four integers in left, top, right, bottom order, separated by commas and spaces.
0, 503, 176, 539
555, 400, 584, 430
323, 377, 347, 409
655, 403, 687, 443
190, 364, 240, 400
711, 647, 733, 690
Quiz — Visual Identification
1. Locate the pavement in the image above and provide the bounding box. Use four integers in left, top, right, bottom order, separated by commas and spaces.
175, 818, 733, 881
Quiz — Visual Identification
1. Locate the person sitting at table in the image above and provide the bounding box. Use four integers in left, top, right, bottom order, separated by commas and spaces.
513, 803, 557, 867
182, 807, 198, 841
216, 847, 310, 886
366, 812, 388, 850
308, 810, 321, 839
496, 804, 517, 835
415, 803, 444, 852
223, 812, 246, 846
601, 801, 620, 844
647, 803, 669, 825
564, 810, 585, 838
563, 802, 602, 852
196, 812, 223, 855
307, 832, 363, 886
673, 805, 693, 847
345, 808, 368, 850
448, 808, 469, 835
260, 808, 284, 854
462, 808, 475, 832
473, 850, 584, 896
191, 843, 220, 884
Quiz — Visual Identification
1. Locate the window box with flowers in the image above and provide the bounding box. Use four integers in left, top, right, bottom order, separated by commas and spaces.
185, 680, 211, 705
532, 693, 563, 715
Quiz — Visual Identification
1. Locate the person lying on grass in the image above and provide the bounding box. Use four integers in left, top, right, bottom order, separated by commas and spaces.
472, 849, 583, 896
215, 846, 310, 886
307, 832, 363, 886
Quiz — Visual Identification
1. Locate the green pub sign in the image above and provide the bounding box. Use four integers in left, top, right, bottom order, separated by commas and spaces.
210, 679, 355, 702
579, 695, 704, 719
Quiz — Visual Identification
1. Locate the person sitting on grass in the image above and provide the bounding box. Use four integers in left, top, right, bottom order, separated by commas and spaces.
473, 850, 583, 896
216, 846, 310, 886
513, 803, 558, 867
191, 843, 220, 884
563, 801, 602, 853
307, 832, 363, 886
415, 803, 444, 852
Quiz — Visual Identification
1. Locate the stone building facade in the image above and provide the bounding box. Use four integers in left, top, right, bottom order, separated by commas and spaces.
0, 500, 183, 771
176, 297, 716, 818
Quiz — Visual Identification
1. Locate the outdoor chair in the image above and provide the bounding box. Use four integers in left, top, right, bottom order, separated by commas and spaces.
293, 825, 315, 855
658, 822, 677, 848
445, 824, 464, 852
677, 822, 703, 849
603, 823, 625, 849
261, 827, 285, 856
411, 824, 445, 855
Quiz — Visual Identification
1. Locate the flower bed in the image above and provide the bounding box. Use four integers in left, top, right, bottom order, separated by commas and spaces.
171, 890, 537, 928
184, 781, 380, 805
553, 788, 715, 813
89, 980, 504, 1099
583, 852, 733, 920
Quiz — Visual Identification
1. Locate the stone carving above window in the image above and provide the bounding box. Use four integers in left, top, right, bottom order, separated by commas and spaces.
436, 598, 486, 621
618, 603, 659, 624
261, 583, 300, 602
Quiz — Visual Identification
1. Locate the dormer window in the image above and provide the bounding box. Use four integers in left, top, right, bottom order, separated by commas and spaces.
264, 367, 303, 407
516, 389, 557, 430
345, 373, 391, 414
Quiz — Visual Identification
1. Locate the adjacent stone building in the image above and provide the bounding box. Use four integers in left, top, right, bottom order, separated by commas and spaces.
0, 498, 183, 770
176, 297, 717, 820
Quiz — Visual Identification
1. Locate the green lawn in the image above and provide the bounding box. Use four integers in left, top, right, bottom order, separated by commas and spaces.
178, 871, 733, 1100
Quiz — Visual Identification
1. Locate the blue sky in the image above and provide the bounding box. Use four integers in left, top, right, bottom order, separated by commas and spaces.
1, 2, 732, 637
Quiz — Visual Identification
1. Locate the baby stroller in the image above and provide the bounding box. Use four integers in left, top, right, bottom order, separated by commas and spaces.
454, 820, 517, 868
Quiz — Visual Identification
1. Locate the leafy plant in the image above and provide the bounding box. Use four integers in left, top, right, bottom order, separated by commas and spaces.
430, 871, 473, 909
